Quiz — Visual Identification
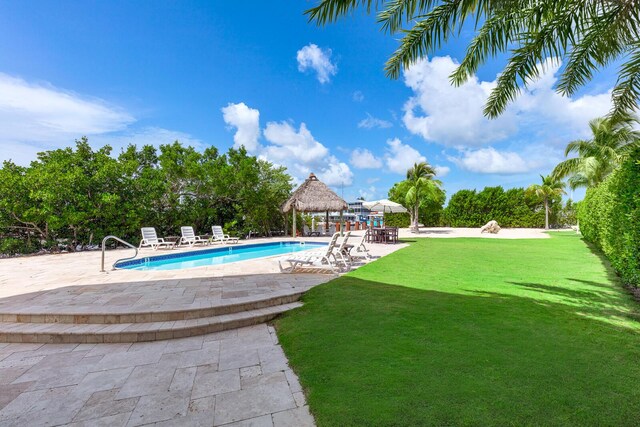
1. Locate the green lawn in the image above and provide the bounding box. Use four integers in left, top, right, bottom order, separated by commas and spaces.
274, 233, 640, 426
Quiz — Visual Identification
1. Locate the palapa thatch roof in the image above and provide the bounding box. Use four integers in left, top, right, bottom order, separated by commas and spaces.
281, 173, 348, 213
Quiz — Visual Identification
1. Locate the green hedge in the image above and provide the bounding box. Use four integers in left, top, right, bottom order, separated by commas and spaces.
579, 152, 640, 287
443, 186, 554, 228
384, 213, 410, 227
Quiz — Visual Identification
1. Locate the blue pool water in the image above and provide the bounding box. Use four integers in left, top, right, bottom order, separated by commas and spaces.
116, 241, 327, 271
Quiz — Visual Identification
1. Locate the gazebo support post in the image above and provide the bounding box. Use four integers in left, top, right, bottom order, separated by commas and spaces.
292, 206, 297, 238
340, 210, 344, 237
325, 211, 329, 233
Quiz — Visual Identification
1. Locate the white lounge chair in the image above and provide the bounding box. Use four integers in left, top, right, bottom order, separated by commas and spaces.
345, 231, 371, 261
211, 225, 238, 244
139, 227, 176, 250
180, 226, 208, 247
332, 231, 352, 270
278, 232, 341, 274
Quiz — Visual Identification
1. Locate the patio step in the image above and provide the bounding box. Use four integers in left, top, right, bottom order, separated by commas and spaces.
0, 302, 302, 344
0, 290, 305, 324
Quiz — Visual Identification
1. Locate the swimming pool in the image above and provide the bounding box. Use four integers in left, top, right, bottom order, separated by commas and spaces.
116, 241, 327, 271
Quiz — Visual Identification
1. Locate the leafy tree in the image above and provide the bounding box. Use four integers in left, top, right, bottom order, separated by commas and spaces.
552, 114, 640, 189
526, 175, 566, 230
0, 138, 293, 255
393, 162, 443, 232
306, 0, 640, 117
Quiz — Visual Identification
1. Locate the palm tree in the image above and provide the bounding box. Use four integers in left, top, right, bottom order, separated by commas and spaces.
405, 162, 441, 233
552, 114, 640, 189
527, 175, 566, 230
306, 1, 640, 118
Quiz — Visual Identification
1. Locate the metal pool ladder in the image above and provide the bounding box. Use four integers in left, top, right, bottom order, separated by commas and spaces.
101, 235, 138, 272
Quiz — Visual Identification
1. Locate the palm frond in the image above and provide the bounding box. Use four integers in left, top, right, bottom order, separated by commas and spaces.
611, 44, 640, 118
557, 3, 629, 96
384, 0, 465, 79
377, 0, 437, 34
305, 0, 377, 25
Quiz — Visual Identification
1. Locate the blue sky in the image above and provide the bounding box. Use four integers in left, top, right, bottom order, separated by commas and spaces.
0, 1, 618, 202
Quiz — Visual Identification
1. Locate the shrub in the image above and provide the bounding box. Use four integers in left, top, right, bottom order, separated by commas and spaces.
443, 186, 549, 228
579, 152, 640, 287
384, 213, 410, 227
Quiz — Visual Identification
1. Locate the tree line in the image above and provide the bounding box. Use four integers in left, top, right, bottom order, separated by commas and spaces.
0, 138, 292, 255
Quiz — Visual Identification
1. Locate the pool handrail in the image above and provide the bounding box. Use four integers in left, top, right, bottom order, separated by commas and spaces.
101, 235, 138, 272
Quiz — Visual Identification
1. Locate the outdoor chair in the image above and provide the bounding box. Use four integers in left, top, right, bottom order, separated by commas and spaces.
179, 226, 208, 247
332, 231, 352, 270
211, 225, 239, 244
278, 232, 341, 274
345, 231, 371, 261
139, 227, 176, 250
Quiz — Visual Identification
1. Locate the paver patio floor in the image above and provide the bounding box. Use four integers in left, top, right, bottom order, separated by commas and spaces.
0, 235, 409, 425
0, 324, 313, 426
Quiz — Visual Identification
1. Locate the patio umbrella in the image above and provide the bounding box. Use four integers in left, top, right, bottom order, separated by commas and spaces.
362, 199, 408, 214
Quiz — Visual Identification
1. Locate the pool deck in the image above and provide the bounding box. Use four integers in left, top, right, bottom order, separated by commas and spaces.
0, 233, 406, 426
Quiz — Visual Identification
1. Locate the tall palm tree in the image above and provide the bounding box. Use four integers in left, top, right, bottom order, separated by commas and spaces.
552, 114, 640, 189
306, 1, 640, 118
527, 175, 566, 230
405, 162, 440, 233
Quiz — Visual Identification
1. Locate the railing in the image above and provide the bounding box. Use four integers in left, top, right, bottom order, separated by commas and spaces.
101, 235, 138, 272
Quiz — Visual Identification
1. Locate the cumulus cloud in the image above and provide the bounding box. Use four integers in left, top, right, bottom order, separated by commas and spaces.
402, 56, 611, 147
221, 102, 260, 151
296, 44, 337, 84
350, 148, 383, 169
434, 165, 450, 177
448, 147, 531, 174
317, 156, 354, 186
358, 113, 393, 129
0, 73, 135, 164
384, 138, 426, 175
261, 120, 353, 186
352, 91, 364, 102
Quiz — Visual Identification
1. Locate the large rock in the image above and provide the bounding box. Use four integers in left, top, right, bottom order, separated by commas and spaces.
480, 220, 501, 234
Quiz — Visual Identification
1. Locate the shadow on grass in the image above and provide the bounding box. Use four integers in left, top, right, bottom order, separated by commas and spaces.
276, 276, 640, 427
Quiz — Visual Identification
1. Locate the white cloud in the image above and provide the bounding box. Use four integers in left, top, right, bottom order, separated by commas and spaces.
350, 148, 383, 169
0, 74, 202, 166
221, 102, 260, 151
263, 121, 329, 165
358, 113, 393, 129
448, 147, 531, 174
296, 44, 337, 84
353, 91, 364, 102
317, 156, 354, 186
434, 165, 450, 177
261, 119, 353, 186
358, 186, 377, 201
402, 56, 611, 147
384, 138, 426, 175
0, 73, 135, 164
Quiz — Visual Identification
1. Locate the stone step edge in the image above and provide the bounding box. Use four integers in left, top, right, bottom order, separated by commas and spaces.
0, 290, 305, 325
0, 302, 303, 344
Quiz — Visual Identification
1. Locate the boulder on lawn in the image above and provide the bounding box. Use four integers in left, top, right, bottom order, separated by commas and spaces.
480, 220, 501, 234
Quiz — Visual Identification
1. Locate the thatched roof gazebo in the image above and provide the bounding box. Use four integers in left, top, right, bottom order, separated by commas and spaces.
281, 173, 348, 237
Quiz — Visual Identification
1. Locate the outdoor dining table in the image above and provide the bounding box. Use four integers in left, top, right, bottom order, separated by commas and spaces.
367, 227, 399, 244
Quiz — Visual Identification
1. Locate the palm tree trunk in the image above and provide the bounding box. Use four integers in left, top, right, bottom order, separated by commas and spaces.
544, 198, 549, 230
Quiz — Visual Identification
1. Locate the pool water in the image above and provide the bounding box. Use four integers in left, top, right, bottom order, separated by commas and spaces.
116, 241, 327, 271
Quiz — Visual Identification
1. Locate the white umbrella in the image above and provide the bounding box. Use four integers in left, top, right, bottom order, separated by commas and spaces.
362, 199, 408, 214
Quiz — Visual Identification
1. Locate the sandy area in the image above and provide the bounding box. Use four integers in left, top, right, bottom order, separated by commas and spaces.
397, 227, 553, 239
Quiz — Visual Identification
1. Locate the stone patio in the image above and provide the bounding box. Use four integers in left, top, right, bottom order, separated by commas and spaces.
0, 234, 407, 426
0, 324, 313, 426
